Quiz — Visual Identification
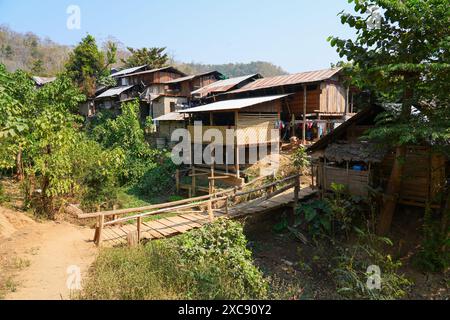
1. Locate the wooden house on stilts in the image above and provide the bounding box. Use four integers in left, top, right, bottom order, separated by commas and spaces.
175, 94, 291, 195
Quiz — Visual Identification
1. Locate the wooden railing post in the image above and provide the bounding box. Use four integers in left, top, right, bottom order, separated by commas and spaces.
112, 205, 118, 223
137, 216, 142, 243
97, 213, 104, 247
293, 174, 301, 214
191, 167, 196, 197
208, 198, 214, 222
175, 169, 180, 194
225, 197, 229, 215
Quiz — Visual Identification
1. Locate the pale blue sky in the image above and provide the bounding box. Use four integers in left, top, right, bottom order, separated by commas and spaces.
0, 0, 356, 73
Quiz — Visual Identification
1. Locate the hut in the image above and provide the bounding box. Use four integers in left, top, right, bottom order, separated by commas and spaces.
222, 68, 355, 144
175, 94, 291, 193
153, 112, 188, 149
307, 105, 448, 208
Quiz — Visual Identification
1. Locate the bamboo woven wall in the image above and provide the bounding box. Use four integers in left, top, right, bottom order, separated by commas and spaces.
318, 165, 370, 197
236, 113, 279, 146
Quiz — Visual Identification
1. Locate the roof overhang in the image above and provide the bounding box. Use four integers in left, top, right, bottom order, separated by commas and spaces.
180, 94, 291, 113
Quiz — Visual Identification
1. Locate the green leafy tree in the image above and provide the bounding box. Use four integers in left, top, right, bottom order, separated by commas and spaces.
121, 47, 169, 69
329, 0, 450, 235
31, 59, 45, 75
65, 35, 117, 97
89, 100, 162, 185
0, 65, 87, 216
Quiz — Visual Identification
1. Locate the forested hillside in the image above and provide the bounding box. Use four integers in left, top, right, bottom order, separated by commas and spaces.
174, 61, 288, 77
0, 26, 287, 77
0, 26, 70, 76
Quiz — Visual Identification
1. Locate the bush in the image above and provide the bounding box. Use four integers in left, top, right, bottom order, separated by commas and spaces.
291, 145, 310, 171
133, 156, 177, 197
332, 229, 412, 300
413, 204, 450, 272
0, 183, 6, 204
81, 220, 268, 300
176, 219, 269, 299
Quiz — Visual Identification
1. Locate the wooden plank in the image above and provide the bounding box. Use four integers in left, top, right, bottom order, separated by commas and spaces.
142, 222, 165, 239
181, 213, 210, 225
165, 216, 200, 229
157, 218, 189, 234
164, 216, 196, 232
145, 220, 179, 236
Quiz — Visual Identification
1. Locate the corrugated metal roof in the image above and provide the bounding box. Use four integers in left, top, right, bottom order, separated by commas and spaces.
229, 68, 342, 94
96, 86, 134, 99
154, 112, 188, 121
32, 76, 56, 86
191, 74, 260, 97
111, 65, 147, 78
180, 94, 290, 113
163, 71, 223, 84
114, 66, 186, 79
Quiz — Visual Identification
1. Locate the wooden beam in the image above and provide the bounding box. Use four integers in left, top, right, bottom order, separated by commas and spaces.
303, 85, 307, 144
235, 111, 241, 179
175, 169, 180, 194
191, 166, 196, 197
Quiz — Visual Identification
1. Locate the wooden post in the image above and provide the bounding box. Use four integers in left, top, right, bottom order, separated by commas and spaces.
175, 169, 180, 194
291, 114, 296, 138
210, 153, 215, 195
127, 231, 138, 247
292, 175, 301, 215
112, 205, 118, 223
137, 216, 142, 243
191, 167, 196, 197
345, 86, 350, 117
225, 197, 229, 215
97, 214, 104, 247
302, 85, 307, 145
235, 111, 240, 178
207, 198, 214, 222
235, 145, 240, 179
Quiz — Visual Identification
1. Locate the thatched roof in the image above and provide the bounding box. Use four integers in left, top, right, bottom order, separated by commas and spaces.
324, 142, 387, 163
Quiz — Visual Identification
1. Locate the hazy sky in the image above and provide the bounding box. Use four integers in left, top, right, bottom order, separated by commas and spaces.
0, 0, 356, 73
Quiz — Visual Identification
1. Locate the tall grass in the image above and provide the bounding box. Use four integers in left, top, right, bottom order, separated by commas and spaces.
80, 220, 269, 300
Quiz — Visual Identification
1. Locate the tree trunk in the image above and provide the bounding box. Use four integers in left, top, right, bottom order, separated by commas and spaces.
377, 145, 407, 236
441, 189, 450, 254
16, 145, 24, 181
377, 77, 415, 236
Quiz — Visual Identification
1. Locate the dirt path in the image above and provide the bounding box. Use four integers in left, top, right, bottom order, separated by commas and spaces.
0, 206, 97, 300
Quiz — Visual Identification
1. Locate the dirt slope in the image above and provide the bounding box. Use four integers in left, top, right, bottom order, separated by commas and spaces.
0, 206, 97, 300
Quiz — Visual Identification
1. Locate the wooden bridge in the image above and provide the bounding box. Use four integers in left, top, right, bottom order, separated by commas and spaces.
76, 174, 317, 247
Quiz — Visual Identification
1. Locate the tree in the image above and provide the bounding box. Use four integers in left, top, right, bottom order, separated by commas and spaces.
329, 0, 450, 235
31, 59, 45, 75
121, 47, 169, 69
0, 65, 87, 216
65, 35, 117, 97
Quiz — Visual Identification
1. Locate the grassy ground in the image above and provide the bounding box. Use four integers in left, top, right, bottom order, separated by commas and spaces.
79, 220, 271, 300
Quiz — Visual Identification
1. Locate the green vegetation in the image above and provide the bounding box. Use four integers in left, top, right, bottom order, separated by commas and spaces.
274, 184, 411, 300
65, 35, 117, 97
121, 47, 169, 69
0, 63, 176, 216
291, 145, 310, 171
332, 229, 412, 300
329, 0, 450, 267
81, 220, 268, 300
414, 204, 450, 272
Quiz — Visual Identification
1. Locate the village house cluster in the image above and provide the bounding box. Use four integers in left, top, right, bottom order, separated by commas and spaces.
73, 65, 447, 217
